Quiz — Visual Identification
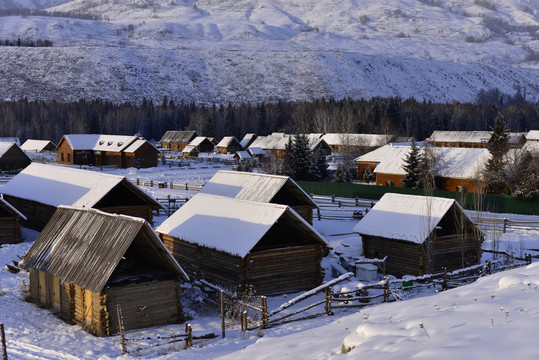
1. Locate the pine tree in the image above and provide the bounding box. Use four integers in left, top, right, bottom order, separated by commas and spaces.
484, 112, 509, 193
401, 139, 421, 188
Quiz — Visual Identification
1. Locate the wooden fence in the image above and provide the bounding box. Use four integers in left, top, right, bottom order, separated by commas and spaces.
129, 178, 204, 192
472, 216, 539, 233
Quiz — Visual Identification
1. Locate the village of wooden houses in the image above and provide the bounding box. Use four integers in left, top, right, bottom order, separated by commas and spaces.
0, 128, 537, 356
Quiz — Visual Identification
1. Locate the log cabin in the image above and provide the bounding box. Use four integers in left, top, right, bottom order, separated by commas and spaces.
19, 206, 189, 337
0, 163, 163, 231
216, 136, 242, 154
182, 145, 200, 157
319, 133, 393, 154
56, 134, 157, 168
353, 193, 483, 277
199, 170, 318, 224
427, 130, 526, 149
158, 131, 199, 152
156, 193, 327, 295
248, 133, 332, 158
0, 142, 32, 171
0, 195, 26, 244
187, 136, 215, 153
240, 133, 257, 150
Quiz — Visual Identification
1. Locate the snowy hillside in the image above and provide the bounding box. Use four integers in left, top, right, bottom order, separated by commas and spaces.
0, 0, 538, 103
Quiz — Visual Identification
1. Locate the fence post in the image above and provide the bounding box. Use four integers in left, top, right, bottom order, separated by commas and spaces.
317, 207, 321, 221
526, 253, 532, 265
383, 277, 389, 303
220, 290, 225, 338
487, 260, 492, 275
170, 182, 174, 189
503, 218, 507, 233
442, 267, 448, 290
355, 197, 359, 206
241, 311, 247, 332
324, 287, 333, 315
184, 323, 192, 349
185, 183, 188, 191
261, 296, 268, 329
136, 178, 140, 186
150, 180, 153, 187
1, 323, 7, 360
332, 195, 335, 203
116, 304, 127, 356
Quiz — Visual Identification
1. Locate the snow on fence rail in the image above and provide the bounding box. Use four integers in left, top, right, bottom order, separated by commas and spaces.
129, 178, 204, 191
472, 216, 539, 233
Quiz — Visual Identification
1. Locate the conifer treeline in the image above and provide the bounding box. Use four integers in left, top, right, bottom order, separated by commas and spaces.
0, 95, 538, 143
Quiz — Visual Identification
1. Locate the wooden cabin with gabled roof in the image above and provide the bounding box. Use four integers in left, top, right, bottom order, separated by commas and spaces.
0, 142, 31, 171
188, 136, 215, 153
158, 130, 199, 152
19, 206, 189, 337
353, 193, 483, 277
21, 139, 57, 153
156, 193, 327, 295
0, 195, 26, 244
0, 163, 163, 231
199, 170, 318, 224
216, 136, 242, 154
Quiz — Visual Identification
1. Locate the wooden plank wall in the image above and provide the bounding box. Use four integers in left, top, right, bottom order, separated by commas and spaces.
98, 204, 152, 224
246, 245, 324, 294
2, 196, 56, 231
105, 280, 182, 334
0, 217, 22, 244
362, 235, 423, 277
291, 205, 314, 225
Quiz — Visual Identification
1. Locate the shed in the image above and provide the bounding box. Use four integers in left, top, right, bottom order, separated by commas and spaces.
216, 136, 242, 154
0, 195, 26, 244
0, 142, 32, 171
353, 193, 483, 277
158, 131, 199, 152
0, 163, 162, 231
188, 136, 215, 153
123, 139, 159, 168
249, 133, 331, 158
156, 193, 327, 295
320, 133, 393, 154
21, 139, 57, 153
19, 206, 188, 336
199, 170, 317, 224
182, 145, 199, 157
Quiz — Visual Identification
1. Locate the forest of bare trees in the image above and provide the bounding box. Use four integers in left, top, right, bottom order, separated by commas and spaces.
0, 90, 538, 144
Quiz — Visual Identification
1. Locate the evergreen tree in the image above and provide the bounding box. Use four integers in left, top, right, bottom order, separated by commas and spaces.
332, 162, 354, 183
286, 134, 313, 181
484, 112, 509, 193
513, 152, 539, 199
401, 139, 421, 188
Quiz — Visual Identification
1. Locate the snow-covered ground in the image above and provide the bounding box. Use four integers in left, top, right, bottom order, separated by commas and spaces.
0, 162, 538, 359
0, 0, 538, 103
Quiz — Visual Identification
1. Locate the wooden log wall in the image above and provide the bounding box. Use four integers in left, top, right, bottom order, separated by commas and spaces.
0, 217, 22, 244
291, 205, 313, 225
246, 245, 324, 295
362, 235, 423, 277
105, 280, 182, 334
2, 196, 56, 231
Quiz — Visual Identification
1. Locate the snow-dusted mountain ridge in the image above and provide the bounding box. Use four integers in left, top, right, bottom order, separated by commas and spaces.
0, 0, 538, 104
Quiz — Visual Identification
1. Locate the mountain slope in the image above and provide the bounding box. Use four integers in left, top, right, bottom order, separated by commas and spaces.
0, 0, 538, 104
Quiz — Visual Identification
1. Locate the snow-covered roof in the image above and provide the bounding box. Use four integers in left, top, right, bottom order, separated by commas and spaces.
159, 130, 199, 144
320, 133, 393, 147
374, 146, 489, 179
62, 134, 138, 152
249, 133, 328, 152
156, 193, 326, 257
123, 139, 154, 153
248, 147, 271, 157
2, 163, 128, 208
526, 130, 539, 141
20, 139, 56, 152
0, 194, 26, 220
353, 193, 463, 244
200, 170, 316, 207
240, 134, 256, 148
0, 142, 17, 157
234, 151, 252, 159
182, 145, 199, 154
427, 131, 492, 144
188, 136, 209, 147
357, 144, 489, 179
216, 136, 240, 148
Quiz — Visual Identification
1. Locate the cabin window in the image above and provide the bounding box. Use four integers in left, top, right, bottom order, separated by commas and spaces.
99, 141, 105, 145
107, 141, 113, 146
67, 153, 70, 162
61, 153, 64, 161
117, 142, 123, 146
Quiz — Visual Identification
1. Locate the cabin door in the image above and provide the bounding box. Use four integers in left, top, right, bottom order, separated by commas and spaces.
52, 276, 61, 311
38, 270, 46, 305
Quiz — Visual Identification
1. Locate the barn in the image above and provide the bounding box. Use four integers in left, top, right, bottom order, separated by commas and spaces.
216, 136, 242, 154
0, 163, 162, 231
0, 195, 26, 244
21, 139, 57, 153
156, 193, 327, 295
353, 193, 483, 277
199, 170, 317, 224
20, 206, 189, 336
0, 142, 31, 171
158, 131, 199, 152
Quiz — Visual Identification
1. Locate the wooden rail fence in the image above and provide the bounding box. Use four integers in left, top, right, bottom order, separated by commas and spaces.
129, 178, 204, 192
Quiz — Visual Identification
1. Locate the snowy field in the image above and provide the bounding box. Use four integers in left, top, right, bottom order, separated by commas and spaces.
0, 162, 538, 359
